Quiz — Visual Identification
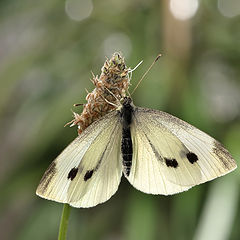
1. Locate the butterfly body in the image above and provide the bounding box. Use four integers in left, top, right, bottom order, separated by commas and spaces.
36, 97, 237, 208
120, 97, 134, 176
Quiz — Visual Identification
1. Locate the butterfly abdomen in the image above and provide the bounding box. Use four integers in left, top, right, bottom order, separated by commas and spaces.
121, 98, 134, 176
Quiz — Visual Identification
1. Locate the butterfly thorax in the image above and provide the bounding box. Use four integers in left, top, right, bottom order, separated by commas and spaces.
120, 97, 134, 128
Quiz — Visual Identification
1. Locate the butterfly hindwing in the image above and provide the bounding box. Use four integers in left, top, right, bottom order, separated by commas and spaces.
125, 107, 236, 195
36, 111, 122, 208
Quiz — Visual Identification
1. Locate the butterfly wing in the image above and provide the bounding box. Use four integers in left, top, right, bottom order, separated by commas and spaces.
36, 111, 122, 208
125, 107, 236, 195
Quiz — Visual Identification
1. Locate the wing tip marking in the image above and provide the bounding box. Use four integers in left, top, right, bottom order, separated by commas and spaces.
37, 161, 56, 195
213, 140, 237, 170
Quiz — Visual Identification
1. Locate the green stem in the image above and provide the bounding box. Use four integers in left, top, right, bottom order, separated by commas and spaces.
58, 203, 71, 240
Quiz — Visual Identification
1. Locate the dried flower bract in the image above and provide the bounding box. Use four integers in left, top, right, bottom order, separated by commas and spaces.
67, 53, 130, 134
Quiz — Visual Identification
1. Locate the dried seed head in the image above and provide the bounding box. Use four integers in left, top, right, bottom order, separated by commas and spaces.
66, 52, 130, 134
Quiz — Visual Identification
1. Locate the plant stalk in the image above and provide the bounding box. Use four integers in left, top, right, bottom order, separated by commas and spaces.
58, 203, 71, 240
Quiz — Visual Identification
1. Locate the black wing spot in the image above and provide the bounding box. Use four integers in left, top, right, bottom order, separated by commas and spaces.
165, 158, 178, 168
67, 167, 78, 180
84, 170, 94, 181
186, 152, 198, 164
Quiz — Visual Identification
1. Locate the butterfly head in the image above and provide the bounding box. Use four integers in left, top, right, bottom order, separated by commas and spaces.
122, 96, 133, 107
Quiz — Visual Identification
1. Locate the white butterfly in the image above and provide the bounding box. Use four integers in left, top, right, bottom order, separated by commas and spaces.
36, 97, 237, 208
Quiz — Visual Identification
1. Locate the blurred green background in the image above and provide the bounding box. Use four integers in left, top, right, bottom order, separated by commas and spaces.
0, 0, 240, 239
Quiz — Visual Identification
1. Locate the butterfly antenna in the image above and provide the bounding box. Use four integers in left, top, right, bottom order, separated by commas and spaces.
102, 97, 119, 108
131, 54, 162, 95
127, 89, 131, 98
128, 60, 143, 73
128, 60, 143, 85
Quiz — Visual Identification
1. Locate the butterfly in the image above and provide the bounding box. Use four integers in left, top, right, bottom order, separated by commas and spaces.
36, 97, 237, 208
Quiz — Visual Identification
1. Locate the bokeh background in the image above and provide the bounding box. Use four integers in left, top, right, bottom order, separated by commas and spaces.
0, 0, 240, 239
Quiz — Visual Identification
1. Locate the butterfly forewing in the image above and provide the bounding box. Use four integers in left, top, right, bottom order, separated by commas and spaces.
36, 111, 122, 208
126, 107, 236, 195
67, 120, 122, 207
147, 109, 236, 180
